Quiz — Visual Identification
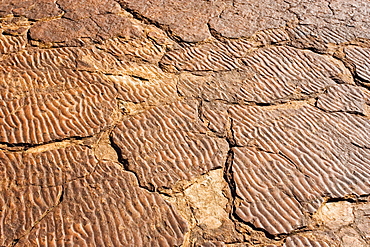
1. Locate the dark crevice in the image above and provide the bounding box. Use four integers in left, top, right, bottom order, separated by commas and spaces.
290, 42, 329, 54
185, 93, 318, 108
324, 194, 370, 203
0, 135, 94, 152
331, 54, 370, 91
109, 134, 129, 170
115, 4, 183, 44
174, 80, 183, 98
197, 99, 205, 124
206, 22, 227, 42
325, 197, 357, 203
250, 102, 274, 107
129, 75, 150, 81
353, 73, 370, 90
222, 120, 281, 242
278, 151, 303, 173
233, 212, 282, 240
227, 117, 237, 147
314, 104, 367, 117
158, 59, 176, 73
55, 1, 65, 13
26, 28, 33, 47
120, 6, 163, 30
10, 239, 19, 247
58, 187, 65, 204
109, 133, 156, 193
329, 75, 349, 85
351, 142, 370, 150
223, 149, 239, 200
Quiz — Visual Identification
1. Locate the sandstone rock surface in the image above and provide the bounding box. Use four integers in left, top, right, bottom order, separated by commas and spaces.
0, 0, 370, 246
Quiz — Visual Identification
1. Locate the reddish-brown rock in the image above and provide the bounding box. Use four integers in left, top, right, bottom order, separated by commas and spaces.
1, 0, 370, 246
0, 146, 188, 246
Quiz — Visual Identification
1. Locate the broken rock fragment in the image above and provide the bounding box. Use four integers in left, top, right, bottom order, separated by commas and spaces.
0, 145, 188, 246
112, 100, 229, 190
117, 0, 232, 42
1, 0, 370, 246
316, 84, 366, 114
229, 104, 370, 234
176, 46, 353, 104
344, 46, 370, 84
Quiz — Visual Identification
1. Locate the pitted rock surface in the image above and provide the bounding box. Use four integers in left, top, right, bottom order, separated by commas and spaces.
1, 0, 370, 246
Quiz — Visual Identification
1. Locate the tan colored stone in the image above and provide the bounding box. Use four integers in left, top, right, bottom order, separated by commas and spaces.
314, 201, 354, 229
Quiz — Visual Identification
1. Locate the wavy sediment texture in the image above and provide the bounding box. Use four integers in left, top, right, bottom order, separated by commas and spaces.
0, 152, 63, 247
288, 23, 368, 47
239, 46, 352, 97
344, 46, 370, 83
229, 104, 370, 234
160, 39, 252, 72
200, 101, 229, 136
111, 100, 229, 190
0, 146, 97, 188
0, 47, 119, 145
237, 46, 352, 102
287, 0, 370, 45
0, 34, 27, 55
177, 46, 353, 104
252, 28, 290, 45
0, 185, 62, 247
232, 147, 309, 234
0, 146, 96, 246
0, 45, 136, 75
18, 163, 188, 247
0, 69, 118, 144
283, 235, 331, 247
0, 44, 175, 96
0, 145, 188, 246
160, 29, 292, 73
316, 84, 366, 114
106, 64, 177, 104
0, 42, 178, 145
98, 35, 171, 64
1, 0, 370, 245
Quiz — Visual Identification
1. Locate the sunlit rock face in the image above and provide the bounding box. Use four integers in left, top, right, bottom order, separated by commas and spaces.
1, 0, 370, 246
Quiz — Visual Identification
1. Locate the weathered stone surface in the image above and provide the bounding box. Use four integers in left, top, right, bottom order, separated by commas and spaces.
112, 100, 229, 190
344, 46, 370, 85
283, 235, 331, 247
288, 0, 370, 44
175, 46, 353, 104
117, 0, 232, 42
0, 0, 62, 19
1, 0, 370, 246
29, 14, 142, 46
316, 84, 367, 114
209, 0, 295, 39
0, 146, 188, 246
229, 104, 370, 234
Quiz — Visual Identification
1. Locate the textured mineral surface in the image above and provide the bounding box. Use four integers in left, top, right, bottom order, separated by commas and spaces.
1, 0, 370, 246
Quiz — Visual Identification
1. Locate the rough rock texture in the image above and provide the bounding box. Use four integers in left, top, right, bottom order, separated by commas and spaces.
229, 103, 370, 234
112, 100, 229, 190
1, 0, 370, 246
